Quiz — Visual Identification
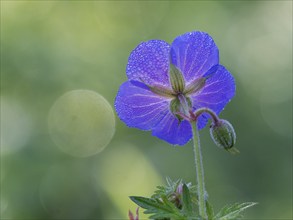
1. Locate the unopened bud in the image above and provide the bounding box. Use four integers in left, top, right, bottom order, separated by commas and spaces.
210, 119, 238, 153
128, 207, 139, 220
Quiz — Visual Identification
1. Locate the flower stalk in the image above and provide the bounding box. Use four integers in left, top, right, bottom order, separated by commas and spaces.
120, 31, 256, 220
191, 107, 220, 124
191, 121, 207, 219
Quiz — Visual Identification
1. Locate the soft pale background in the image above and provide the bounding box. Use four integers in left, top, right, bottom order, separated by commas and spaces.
1, 1, 292, 219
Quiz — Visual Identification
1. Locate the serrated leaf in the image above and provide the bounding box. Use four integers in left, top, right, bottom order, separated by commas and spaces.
166, 176, 173, 187
130, 196, 173, 213
130, 196, 183, 219
156, 186, 165, 190
149, 212, 181, 219
215, 202, 257, 220
161, 195, 179, 210
182, 184, 192, 214
186, 217, 200, 220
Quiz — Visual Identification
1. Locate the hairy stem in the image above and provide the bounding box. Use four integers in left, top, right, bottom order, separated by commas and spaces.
192, 107, 219, 124
191, 122, 207, 219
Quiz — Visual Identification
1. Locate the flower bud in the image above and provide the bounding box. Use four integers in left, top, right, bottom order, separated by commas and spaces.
210, 119, 238, 153
128, 207, 139, 220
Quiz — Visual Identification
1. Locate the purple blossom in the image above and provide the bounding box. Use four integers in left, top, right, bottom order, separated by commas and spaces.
115, 31, 235, 146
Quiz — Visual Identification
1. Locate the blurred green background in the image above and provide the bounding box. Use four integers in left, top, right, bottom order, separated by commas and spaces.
1, 1, 292, 219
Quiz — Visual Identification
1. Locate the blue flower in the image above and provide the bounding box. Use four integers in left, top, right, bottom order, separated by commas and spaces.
115, 31, 235, 146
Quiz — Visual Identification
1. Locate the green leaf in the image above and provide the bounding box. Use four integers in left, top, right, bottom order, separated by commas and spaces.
166, 177, 181, 191
206, 200, 214, 220
130, 196, 183, 219
130, 196, 172, 213
182, 184, 192, 214
149, 212, 181, 219
161, 194, 180, 211
166, 176, 173, 186
215, 202, 257, 220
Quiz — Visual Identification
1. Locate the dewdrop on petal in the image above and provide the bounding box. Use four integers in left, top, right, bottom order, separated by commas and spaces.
209, 119, 238, 154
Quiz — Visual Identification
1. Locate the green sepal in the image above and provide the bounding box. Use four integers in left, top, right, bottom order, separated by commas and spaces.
169, 64, 185, 93
149, 84, 175, 98
184, 77, 206, 95
170, 98, 182, 121
170, 96, 192, 121
137, 77, 175, 98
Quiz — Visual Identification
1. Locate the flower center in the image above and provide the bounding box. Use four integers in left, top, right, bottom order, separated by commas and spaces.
170, 93, 192, 121
138, 63, 207, 121
168, 64, 207, 120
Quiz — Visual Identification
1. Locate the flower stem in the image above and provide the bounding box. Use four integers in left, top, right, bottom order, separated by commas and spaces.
191, 122, 207, 219
192, 107, 219, 124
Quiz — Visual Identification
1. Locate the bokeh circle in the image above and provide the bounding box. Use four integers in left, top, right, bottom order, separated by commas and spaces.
48, 90, 115, 157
